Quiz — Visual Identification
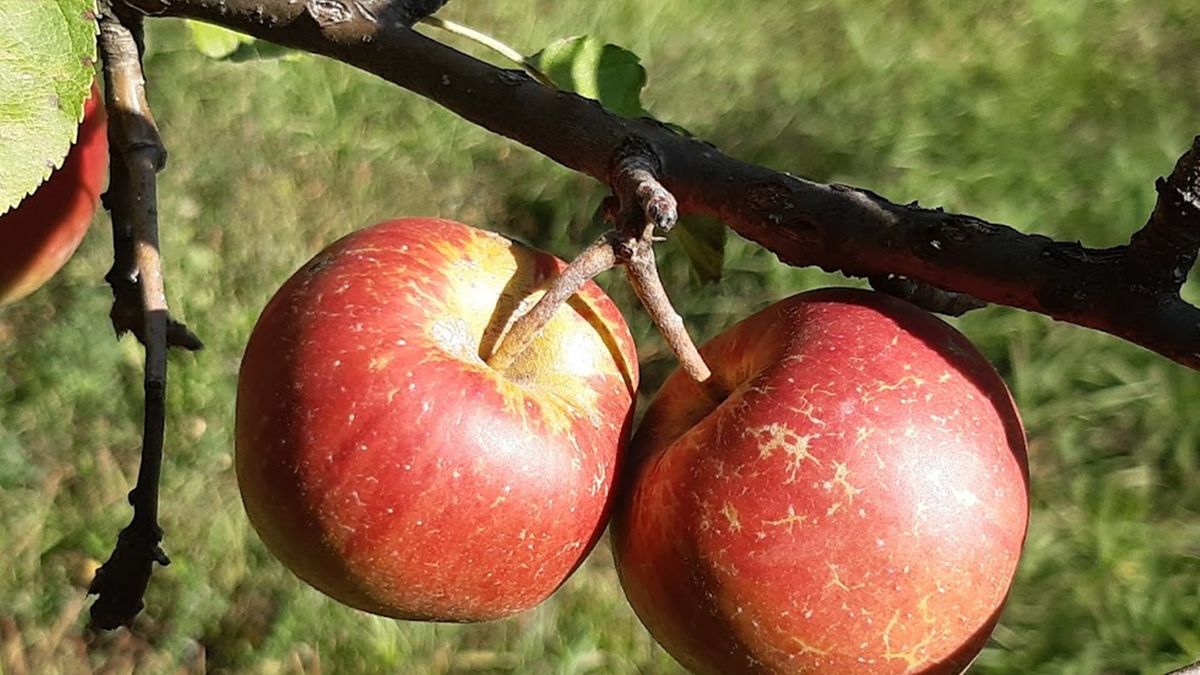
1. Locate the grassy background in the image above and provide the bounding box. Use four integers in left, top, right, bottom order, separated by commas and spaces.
2, 0, 1200, 672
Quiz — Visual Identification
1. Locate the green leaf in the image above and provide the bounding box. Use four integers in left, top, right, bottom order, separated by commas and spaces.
224, 40, 302, 63
187, 21, 300, 62
673, 215, 727, 284
530, 36, 647, 118
187, 20, 255, 59
0, 0, 99, 214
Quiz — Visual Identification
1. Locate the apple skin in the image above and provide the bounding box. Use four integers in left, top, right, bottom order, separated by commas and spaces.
235, 218, 639, 622
0, 84, 107, 306
613, 288, 1028, 675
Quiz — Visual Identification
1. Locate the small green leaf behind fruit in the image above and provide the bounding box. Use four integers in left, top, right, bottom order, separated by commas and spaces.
187, 21, 254, 59
673, 215, 727, 285
224, 41, 302, 63
0, 0, 99, 215
187, 21, 300, 62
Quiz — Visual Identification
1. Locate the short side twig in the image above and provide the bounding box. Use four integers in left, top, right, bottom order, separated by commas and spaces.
611, 151, 679, 233
90, 4, 183, 630
418, 15, 554, 88
1126, 140, 1200, 291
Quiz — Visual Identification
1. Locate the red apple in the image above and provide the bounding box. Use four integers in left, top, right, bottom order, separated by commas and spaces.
0, 84, 107, 306
613, 288, 1028, 674
236, 217, 639, 621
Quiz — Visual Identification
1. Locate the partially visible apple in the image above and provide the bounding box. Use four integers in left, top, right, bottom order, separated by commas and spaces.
236, 217, 639, 622
0, 84, 108, 306
613, 288, 1028, 674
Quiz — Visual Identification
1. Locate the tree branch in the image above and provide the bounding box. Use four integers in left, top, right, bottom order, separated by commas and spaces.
123, 0, 1200, 372
90, 3, 185, 630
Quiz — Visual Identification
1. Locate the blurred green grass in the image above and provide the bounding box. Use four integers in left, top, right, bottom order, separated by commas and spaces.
2, 0, 1199, 672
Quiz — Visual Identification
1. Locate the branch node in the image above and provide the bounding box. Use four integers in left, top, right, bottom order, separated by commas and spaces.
606, 154, 717, 389
1124, 137, 1200, 294
611, 145, 677, 232
86, 516, 170, 630
305, 0, 354, 28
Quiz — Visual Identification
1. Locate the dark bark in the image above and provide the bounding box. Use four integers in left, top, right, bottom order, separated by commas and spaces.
122, 0, 1200, 369
91, 2, 196, 630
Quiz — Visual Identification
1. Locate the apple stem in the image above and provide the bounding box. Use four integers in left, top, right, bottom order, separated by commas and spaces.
89, 5, 194, 631
486, 235, 617, 372
418, 15, 556, 89
487, 154, 721, 395
620, 231, 714, 385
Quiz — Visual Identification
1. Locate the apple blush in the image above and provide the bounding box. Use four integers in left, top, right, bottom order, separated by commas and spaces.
236, 218, 638, 622
613, 288, 1028, 674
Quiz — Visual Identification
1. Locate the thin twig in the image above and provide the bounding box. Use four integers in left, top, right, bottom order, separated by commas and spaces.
486, 236, 617, 371
419, 15, 555, 88
90, 3, 176, 630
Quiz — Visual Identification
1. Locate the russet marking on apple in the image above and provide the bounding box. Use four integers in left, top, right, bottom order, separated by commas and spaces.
614, 288, 1028, 674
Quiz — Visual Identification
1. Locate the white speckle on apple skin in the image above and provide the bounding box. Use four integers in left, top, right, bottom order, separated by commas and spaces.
613, 288, 1027, 674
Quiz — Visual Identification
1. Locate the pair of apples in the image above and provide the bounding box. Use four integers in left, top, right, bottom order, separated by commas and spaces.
237, 218, 1030, 674
1, 76, 1028, 673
